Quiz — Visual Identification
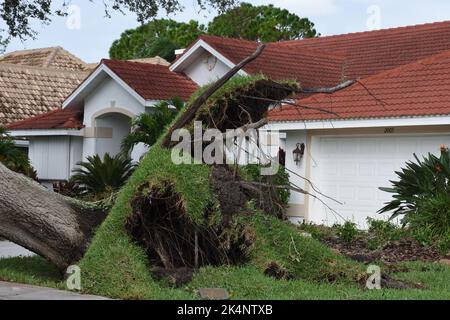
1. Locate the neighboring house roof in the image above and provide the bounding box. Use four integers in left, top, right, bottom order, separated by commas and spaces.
0, 63, 89, 126
0, 46, 92, 71
129, 56, 170, 66
183, 35, 347, 87
173, 20, 450, 91
269, 49, 450, 122
7, 106, 84, 130
7, 59, 198, 130
275, 20, 450, 80
0, 46, 93, 127
102, 59, 198, 101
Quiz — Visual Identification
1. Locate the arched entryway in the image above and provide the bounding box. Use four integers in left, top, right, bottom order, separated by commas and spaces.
94, 112, 131, 158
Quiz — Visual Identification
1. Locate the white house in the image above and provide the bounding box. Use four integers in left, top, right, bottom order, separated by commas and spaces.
8, 59, 198, 184
8, 21, 450, 227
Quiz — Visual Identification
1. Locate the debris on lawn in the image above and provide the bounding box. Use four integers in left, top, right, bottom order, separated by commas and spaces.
322, 236, 442, 264
264, 261, 294, 280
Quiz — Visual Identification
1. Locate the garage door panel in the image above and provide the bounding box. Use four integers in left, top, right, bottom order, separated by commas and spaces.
312, 133, 450, 228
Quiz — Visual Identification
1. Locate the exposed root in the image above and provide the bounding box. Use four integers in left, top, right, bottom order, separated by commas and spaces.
125, 182, 255, 283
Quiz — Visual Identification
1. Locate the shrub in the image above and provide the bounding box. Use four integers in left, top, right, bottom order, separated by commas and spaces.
366, 218, 405, 250
0, 127, 37, 179
70, 153, 136, 200
379, 146, 450, 221
379, 146, 450, 253
410, 192, 450, 253
334, 221, 359, 244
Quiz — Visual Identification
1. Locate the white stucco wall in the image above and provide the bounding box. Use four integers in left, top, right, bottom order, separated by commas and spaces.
183, 50, 231, 86
82, 76, 146, 161
95, 113, 131, 158
283, 130, 308, 219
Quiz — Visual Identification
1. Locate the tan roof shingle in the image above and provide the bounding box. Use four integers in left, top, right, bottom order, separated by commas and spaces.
0, 63, 88, 126
0, 46, 92, 71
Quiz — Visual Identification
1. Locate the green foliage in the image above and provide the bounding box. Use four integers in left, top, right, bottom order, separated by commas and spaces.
366, 218, 405, 250
379, 147, 450, 253
109, 3, 318, 61
121, 98, 184, 155
241, 164, 290, 206
0, 127, 36, 178
1, 1, 236, 51
70, 153, 135, 199
334, 221, 359, 244
379, 147, 450, 221
109, 19, 205, 61
410, 193, 450, 253
208, 2, 318, 41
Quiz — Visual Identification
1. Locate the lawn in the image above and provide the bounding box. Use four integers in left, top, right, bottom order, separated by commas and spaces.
0, 256, 449, 300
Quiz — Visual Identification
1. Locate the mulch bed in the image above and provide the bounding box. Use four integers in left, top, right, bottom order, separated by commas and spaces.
322, 236, 442, 264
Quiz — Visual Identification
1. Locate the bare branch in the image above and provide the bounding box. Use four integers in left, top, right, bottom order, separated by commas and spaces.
161, 44, 267, 147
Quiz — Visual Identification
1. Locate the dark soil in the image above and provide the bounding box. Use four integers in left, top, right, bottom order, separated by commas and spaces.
151, 267, 195, 287
210, 166, 248, 218
126, 181, 254, 283
322, 236, 442, 264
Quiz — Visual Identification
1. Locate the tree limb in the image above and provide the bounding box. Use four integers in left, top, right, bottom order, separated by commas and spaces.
161, 44, 267, 147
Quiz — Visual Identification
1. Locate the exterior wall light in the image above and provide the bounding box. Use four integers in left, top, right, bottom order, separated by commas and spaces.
293, 143, 305, 165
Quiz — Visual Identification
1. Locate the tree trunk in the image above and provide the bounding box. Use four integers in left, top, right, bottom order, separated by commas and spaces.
0, 163, 105, 270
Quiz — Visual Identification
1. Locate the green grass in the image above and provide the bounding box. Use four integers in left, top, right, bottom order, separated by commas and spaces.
74, 141, 365, 299
0, 256, 448, 300
0, 256, 63, 289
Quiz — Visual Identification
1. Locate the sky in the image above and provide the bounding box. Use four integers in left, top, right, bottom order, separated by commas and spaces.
3, 0, 450, 63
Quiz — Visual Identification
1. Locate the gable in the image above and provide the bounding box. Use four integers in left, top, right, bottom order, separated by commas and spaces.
182, 49, 233, 86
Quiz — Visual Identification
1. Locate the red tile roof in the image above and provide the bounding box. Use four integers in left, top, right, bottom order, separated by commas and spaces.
102, 59, 198, 101
276, 20, 450, 80
269, 49, 450, 122
196, 35, 347, 87
7, 106, 84, 130
193, 21, 450, 88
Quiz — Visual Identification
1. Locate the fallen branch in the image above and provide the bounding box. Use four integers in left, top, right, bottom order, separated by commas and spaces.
161, 44, 267, 147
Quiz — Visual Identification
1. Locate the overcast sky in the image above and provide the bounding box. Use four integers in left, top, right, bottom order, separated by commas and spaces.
3, 0, 450, 63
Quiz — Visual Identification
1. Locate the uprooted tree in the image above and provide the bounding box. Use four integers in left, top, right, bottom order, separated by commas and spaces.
0, 45, 354, 275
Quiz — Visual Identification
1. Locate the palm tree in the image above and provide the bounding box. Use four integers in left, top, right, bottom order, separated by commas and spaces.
121, 97, 184, 155
70, 153, 136, 199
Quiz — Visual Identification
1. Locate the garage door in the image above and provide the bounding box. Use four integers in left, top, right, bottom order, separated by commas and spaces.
310, 134, 450, 228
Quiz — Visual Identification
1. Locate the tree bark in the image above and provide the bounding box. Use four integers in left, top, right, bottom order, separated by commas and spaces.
0, 163, 105, 270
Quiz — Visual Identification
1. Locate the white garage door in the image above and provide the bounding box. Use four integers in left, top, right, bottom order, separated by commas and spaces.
310, 134, 450, 228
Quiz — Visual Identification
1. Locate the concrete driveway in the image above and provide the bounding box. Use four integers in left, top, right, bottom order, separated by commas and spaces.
0, 281, 110, 300
0, 241, 35, 259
